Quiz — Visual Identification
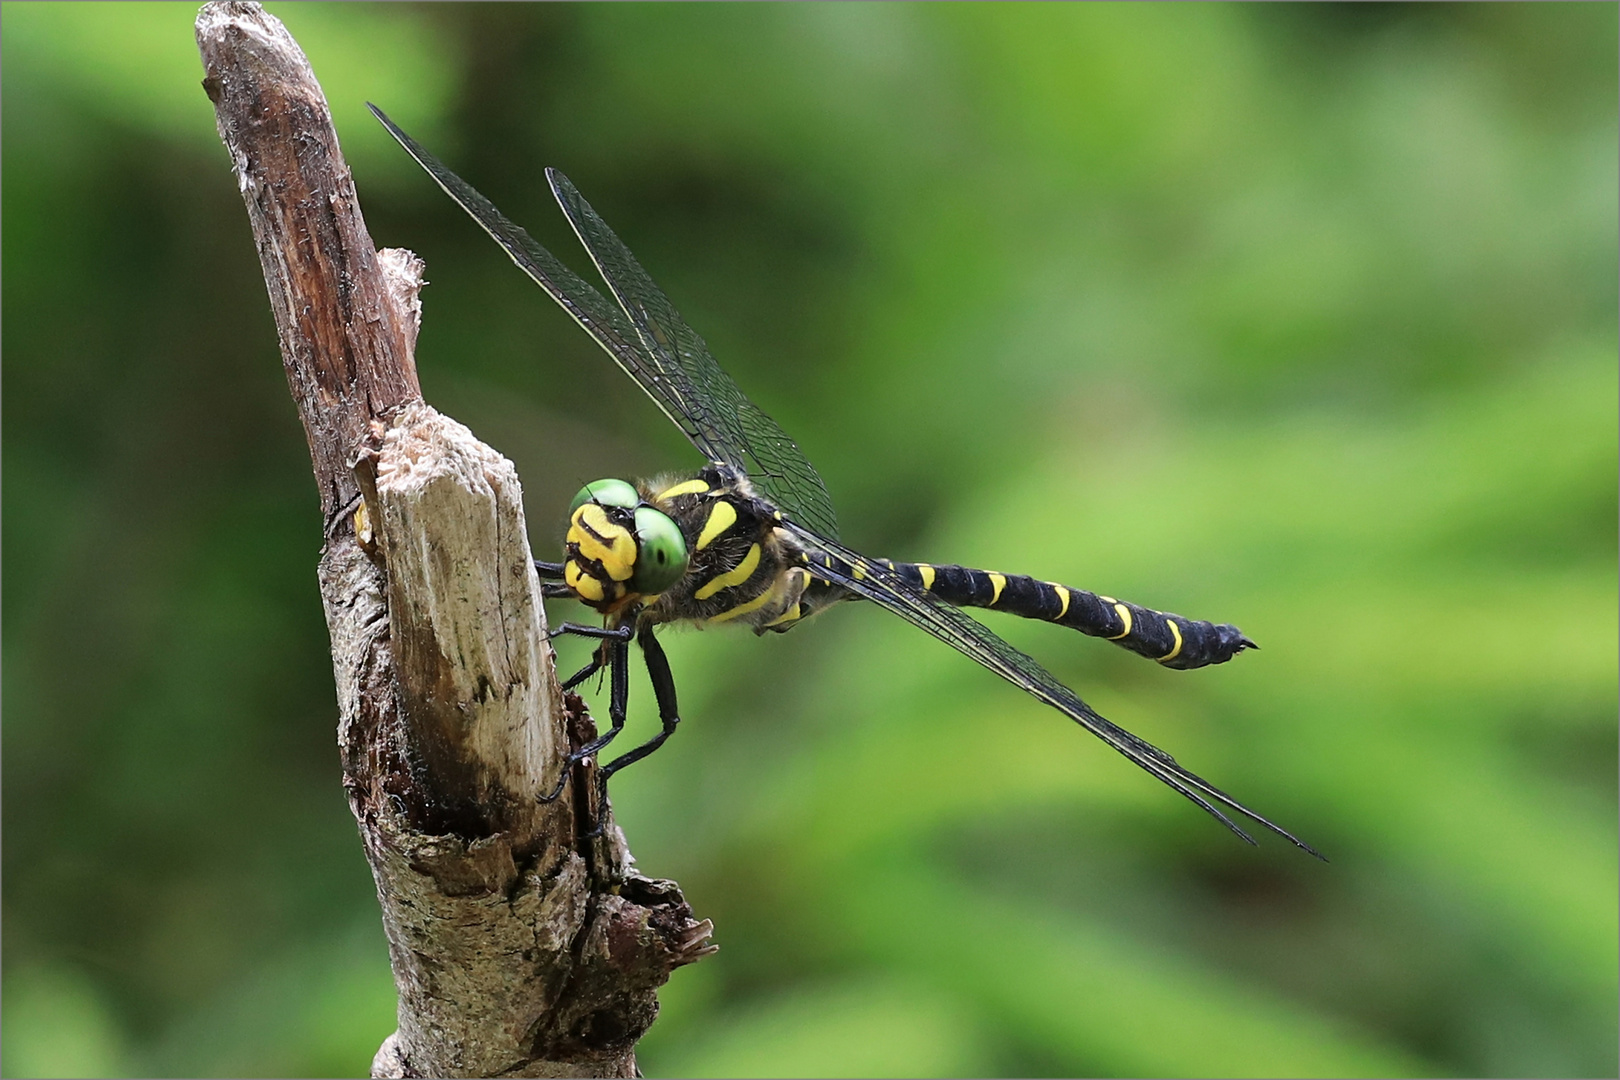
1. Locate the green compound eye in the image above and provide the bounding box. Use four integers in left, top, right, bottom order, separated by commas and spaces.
630, 506, 689, 595
570, 478, 640, 514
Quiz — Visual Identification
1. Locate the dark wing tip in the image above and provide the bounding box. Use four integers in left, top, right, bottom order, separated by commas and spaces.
1212, 796, 1327, 861
1198, 789, 1327, 861
1226, 794, 1327, 861
1296, 837, 1330, 862
1254, 814, 1328, 861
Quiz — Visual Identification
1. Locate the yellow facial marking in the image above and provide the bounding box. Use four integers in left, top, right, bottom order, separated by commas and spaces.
1107, 602, 1133, 640
565, 561, 606, 603
573, 504, 637, 580
918, 564, 935, 590
1157, 620, 1184, 663
696, 500, 738, 551
1050, 584, 1071, 620
762, 602, 802, 628
695, 543, 762, 600
987, 572, 1006, 605
705, 585, 778, 624
656, 478, 710, 501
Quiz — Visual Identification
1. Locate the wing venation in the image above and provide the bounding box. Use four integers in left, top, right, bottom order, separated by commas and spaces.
367, 105, 837, 539
547, 169, 838, 540
794, 528, 1324, 858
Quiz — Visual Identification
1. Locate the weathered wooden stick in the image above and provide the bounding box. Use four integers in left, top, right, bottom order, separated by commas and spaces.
196, 4, 714, 1075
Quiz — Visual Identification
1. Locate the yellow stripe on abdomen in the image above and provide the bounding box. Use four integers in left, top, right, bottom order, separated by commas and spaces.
917, 564, 935, 590
986, 572, 1006, 605
1157, 620, 1184, 663
1100, 597, 1133, 640
1049, 584, 1071, 620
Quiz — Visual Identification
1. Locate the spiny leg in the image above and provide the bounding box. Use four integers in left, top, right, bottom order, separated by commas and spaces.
540, 622, 632, 803
591, 624, 683, 814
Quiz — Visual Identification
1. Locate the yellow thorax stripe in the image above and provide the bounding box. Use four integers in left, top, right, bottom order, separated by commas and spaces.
696, 500, 738, 550
917, 563, 935, 590
657, 478, 710, 501
706, 584, 778, 623
694, 543, 761, 600
1157, 620, 1184, 663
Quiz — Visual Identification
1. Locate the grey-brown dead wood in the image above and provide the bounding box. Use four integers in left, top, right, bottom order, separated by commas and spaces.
196, 4, 714, 1076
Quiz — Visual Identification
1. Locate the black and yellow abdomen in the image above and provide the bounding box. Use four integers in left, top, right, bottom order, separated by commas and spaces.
874, 560, 1254, 670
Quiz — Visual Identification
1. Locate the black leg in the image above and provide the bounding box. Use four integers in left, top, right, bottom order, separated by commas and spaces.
548, 621, 631, 643
596, 624, 682, 790
536, 562, 574, 599
577, 626, 684, 840
539, 623, 634, 804
560, 650, 605, 691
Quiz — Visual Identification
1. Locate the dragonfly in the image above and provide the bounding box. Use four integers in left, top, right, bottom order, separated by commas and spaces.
370, 105, 1322, 858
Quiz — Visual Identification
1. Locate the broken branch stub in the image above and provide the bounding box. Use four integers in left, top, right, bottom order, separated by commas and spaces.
196, 2, 715, 1076
369, 402, 563, 836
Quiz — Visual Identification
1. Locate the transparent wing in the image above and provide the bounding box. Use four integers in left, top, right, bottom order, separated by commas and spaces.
546, 169, 838, 540
794, 528, 1324, 857
370, 107, 672, 419
369, 105, 838, 540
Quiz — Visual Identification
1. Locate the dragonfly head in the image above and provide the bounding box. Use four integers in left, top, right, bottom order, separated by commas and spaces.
562, 478, 690, 612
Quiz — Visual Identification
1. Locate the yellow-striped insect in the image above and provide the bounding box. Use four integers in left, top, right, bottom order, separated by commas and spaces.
372, 105, 1320, 858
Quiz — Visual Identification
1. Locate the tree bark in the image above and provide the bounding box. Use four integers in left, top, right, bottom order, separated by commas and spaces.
196, 5, 714, 1076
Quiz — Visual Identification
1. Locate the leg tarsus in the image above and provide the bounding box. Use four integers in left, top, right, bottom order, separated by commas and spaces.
549, 622, 633, 643
539, 624, 633, 804
549, 624, 685, 840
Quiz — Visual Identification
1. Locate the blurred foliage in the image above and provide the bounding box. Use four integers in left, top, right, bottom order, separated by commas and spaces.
3, 3, 1616, 1077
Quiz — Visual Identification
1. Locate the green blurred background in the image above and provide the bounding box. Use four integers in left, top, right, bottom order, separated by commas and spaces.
4, 3, 1616, 1077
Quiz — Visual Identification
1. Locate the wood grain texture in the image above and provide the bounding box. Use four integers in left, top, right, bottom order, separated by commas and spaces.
197, 4, 714, 1075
